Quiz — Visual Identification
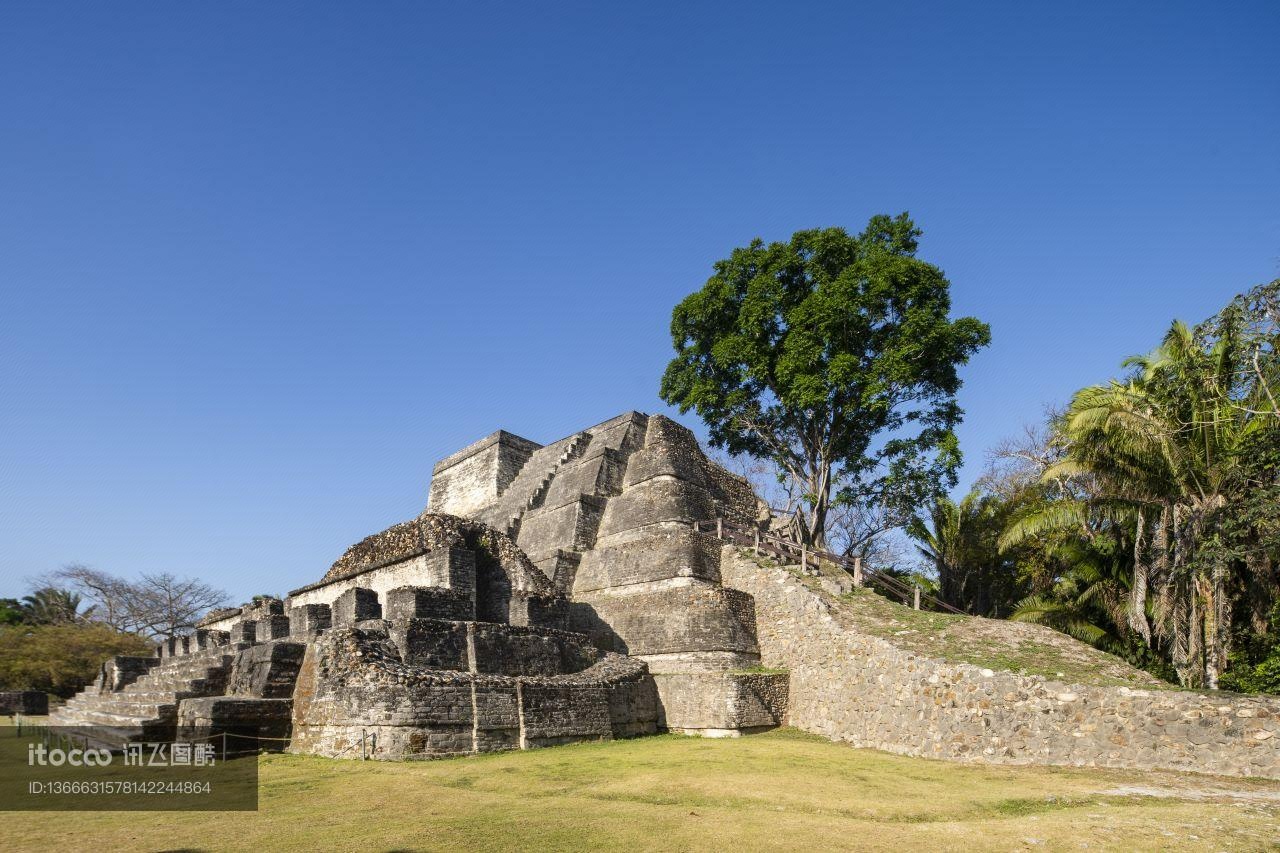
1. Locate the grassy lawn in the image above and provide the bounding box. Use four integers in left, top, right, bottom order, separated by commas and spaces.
5, 728, 1278, 852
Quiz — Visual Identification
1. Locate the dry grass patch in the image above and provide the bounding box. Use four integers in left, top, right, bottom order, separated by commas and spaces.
4, 728, 1278, 852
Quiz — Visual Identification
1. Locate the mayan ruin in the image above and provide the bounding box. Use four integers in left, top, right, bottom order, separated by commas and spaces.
45, 412, 1280, 778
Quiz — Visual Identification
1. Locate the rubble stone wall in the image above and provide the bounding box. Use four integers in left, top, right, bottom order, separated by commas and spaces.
721, 548, 1280, 779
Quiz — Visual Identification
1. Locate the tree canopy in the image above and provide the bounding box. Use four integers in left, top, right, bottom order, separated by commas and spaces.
660, 214, 990, 547
998, 279, 1280, 689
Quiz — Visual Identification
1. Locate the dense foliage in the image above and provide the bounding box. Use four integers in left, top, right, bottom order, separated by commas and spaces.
919, 281, 1279, 691
0, 623, 152, 698
661, 215, 990, 549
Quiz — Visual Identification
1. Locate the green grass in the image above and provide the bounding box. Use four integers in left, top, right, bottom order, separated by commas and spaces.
5, 728, 1278, 852
744, 549, 1170, 689
828, 586, 1170, 688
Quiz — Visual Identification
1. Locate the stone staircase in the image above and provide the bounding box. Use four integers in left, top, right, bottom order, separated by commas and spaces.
50, 646, 237, 749
487, 431, 592, 538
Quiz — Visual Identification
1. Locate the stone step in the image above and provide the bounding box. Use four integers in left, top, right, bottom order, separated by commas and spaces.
82, 697, 185, 718
56, 723, 169, 751
137, 660, 232, 682
71, 705, 175, 729
103, 689, 202, 704
129, 673, 224, 692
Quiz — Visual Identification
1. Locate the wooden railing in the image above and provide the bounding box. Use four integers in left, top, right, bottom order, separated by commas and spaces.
693, 517, 966, 616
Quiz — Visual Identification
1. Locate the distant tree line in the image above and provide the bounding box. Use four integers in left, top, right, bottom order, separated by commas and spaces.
0, 567, 228, 700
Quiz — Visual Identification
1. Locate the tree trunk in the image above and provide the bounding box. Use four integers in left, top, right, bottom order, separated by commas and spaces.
803, 465, 831, 550
1129, 508, 1151, 643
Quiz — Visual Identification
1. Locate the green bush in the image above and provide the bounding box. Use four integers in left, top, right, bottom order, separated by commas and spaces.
0, 623, 153, 698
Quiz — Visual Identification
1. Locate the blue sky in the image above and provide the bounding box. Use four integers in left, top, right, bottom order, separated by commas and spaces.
2, 2, 1277, 604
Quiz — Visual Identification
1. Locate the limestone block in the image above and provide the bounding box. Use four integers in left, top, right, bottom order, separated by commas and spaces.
256, 614, 292, 641
386, 585, 474, 622
289, 604, 332, 636
573, 581, 759, 657
516, 495, 607, 562
426, 430, 541, 518
228, 640, 306, 698
573, 527, 722, 593
333, 587, 381, 624
593, 478, 713, 539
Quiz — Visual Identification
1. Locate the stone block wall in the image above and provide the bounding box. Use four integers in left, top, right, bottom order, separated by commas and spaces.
0, 691, 48, 716
92, 656, 157, 695
720, 547, 1280, 779
226, 640, 307, 699
288, 623, 659, 759
177, 697, 294, 744
427, 430, 542, 519
650, 672, 788, 735
386, 585, 474, 622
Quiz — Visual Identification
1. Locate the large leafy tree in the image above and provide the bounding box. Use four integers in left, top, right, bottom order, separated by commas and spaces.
0, 623, 152, 698
660, 215, 990, 548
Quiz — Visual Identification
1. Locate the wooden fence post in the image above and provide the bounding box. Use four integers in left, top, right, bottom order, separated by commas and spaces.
753, 528, 760, 555
853, 556, 863, 588
913, 585, 921, 610
716, 517, 723, 540
801, 545, 807, 573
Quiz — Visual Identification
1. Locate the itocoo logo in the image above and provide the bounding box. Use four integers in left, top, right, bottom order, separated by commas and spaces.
28, 743, 113, 766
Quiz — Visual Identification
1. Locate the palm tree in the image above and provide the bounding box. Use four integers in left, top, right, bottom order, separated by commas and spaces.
906, 490, 1007, 614
1004, 316, 1275, 688
20, 587, 92, 625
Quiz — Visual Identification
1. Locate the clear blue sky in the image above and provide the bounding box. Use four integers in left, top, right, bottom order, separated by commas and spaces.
2, 2, 1277, 604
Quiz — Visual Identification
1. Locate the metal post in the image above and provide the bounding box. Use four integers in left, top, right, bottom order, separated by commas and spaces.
853, 556, 864, 588
222, 731, 227, 758
361, 729, 367, 760
913, 585, 921, 610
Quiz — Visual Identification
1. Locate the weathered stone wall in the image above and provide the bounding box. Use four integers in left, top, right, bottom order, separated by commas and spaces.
177, 697, 293, 743
289, 624, 658, 759
0, 691, 48, 716
226, 640, 306, 699
573, 580, 759, 658
721, 547, 1280, 779
651, 671, 788, 735
91, 656, 157, 695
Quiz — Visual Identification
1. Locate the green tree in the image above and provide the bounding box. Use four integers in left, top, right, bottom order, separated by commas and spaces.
906, 490, 1023, 615
0, 623, 152, 698
0, 598, 26, 625
660, 215, 990, 548
1002, 281, 1280, 688
20, 587, 92, 625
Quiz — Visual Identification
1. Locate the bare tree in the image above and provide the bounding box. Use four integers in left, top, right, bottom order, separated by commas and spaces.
127, 573, 228, 639
714, 451, 910, 569
49, 565, 228, 640
50, 565, 134, 631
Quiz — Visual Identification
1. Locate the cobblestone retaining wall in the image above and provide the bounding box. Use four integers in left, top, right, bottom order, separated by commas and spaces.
721, 548, 1280, 779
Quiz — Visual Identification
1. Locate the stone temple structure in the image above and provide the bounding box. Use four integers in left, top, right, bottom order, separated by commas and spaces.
51, 410, 1280, 777
53, 413, 787, 758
